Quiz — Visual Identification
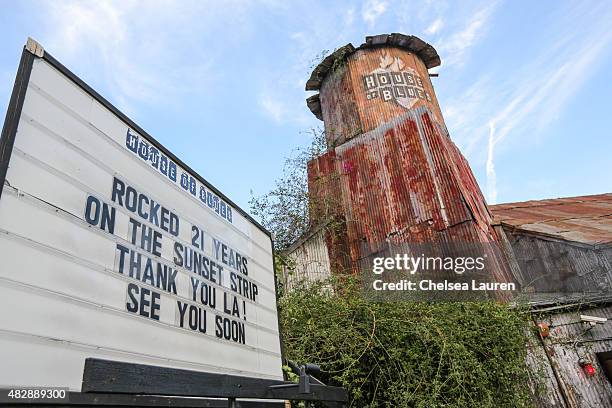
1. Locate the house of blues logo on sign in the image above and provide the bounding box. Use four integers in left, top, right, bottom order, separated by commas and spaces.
362, 51, 432, 110
124, 129, 233, 223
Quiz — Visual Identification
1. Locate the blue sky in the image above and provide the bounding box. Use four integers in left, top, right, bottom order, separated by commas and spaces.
1, 1, 611, 215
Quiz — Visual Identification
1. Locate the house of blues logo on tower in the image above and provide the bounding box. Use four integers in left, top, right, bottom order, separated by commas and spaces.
362, 51, 432, 110
124, 129, 233, 223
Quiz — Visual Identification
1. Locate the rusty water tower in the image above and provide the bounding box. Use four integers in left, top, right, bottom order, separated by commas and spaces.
298, 33, 515, 291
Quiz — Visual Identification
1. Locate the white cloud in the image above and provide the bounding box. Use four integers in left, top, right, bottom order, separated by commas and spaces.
485, 121, 497, 204
480, 9, 612, 202
38, 0, 241, 114
425, 18, 444, 35
438, 3, 497, 67
44, 1, 144, 109
490, 31, 612, 148
442, 74, 494, 158
259, 92, 287, 123
431, 3, 612, 203
362, 0, 388, 26
255, 2, 358, 127
344, 7, 356, 26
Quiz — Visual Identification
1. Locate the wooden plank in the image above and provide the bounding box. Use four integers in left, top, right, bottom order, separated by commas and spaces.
266, 385, 348, 402
82, 359, 348, 402
0, 390, 284, 407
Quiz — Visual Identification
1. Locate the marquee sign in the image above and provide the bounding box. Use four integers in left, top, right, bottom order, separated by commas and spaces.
0, 39, 283, 390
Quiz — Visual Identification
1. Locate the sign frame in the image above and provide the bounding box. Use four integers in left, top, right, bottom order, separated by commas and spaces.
0, 38, 286, 388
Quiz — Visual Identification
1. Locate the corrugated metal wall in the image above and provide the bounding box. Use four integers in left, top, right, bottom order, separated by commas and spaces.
317, 45, 444, 146
307, 105, 514, 288
503, 230, 612, 294
525, 327, 568, 407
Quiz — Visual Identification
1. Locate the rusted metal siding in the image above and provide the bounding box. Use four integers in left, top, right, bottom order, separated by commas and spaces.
525, 329, 567, 408
491, 193, 612, 246
496, 199, 612, 406
347, 46, 445, 135
306, 151, 354, 275
318, 45, 444, 147
318, 63, 362, 147
307, 105, 514, 287
531, 305, 612, 407
333, 107, 478, 242
307, 149, 341, 222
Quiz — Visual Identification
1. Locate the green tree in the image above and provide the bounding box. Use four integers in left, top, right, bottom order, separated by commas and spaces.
249, 127, 326, 251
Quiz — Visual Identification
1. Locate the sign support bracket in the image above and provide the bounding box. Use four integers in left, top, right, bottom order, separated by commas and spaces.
79, 358, 348, 407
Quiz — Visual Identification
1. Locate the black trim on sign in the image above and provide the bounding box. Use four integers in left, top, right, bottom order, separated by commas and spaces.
39, 51, 271, 238
0, 47, 35, 201
271, 240, 287, 378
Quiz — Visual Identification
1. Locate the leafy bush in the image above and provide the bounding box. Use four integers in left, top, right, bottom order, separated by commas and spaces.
280, 280, 532, 407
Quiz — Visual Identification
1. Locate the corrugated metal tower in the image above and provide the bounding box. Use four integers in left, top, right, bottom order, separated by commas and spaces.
304, 34, 514, 287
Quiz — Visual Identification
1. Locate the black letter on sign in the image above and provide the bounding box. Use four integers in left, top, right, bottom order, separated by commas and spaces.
111, 177, 125, 205
126, 283, 139, 313
101, 202, 116, 234
177, 301, 188, 327
84, 196, 100, 226
150, 290, 161, 321
85, 195, 115, 234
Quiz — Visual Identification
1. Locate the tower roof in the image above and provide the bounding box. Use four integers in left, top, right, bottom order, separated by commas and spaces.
305, 33, 440, 92
305, 34, 440, 120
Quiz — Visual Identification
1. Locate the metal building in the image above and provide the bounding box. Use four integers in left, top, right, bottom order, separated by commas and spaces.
280, 33, 612, 406
282, 34, 514, 293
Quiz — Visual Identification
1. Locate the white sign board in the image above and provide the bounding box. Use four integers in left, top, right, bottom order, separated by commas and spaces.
0, 45, 283, 390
